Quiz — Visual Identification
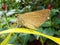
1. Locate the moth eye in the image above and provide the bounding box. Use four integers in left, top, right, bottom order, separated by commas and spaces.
15, 15, 18, 18
15, 14, 20, 18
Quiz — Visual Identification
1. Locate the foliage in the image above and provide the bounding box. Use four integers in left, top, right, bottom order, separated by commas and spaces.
0, 0, 60, 45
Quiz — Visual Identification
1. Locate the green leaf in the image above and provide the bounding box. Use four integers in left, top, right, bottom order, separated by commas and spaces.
19, 34, 30, 45
7, 34, 17, 44
37, 28, 56, 42
52, 16, 60, 25
50, 9, 59, 17
55, 30, 60, 36
43, 28, 56, 36
38, 28, 56, 36
41, 21, 51, 27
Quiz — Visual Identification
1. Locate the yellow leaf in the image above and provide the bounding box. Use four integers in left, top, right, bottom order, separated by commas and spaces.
0, 28, 60, 45
7, 44, 14, 45
0, 33, 12, 45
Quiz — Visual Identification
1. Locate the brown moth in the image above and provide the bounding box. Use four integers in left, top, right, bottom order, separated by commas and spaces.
16, 9, 50, 30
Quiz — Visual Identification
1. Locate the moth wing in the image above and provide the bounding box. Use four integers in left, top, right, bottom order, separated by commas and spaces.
16, 9, 50, 29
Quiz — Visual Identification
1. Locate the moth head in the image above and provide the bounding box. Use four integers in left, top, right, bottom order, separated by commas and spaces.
15, 14, 24, 27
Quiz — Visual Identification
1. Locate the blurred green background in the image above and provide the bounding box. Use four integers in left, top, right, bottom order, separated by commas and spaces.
0, 0, 60, 45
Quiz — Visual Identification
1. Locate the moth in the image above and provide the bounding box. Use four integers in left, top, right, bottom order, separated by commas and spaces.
16, 9, 50, 30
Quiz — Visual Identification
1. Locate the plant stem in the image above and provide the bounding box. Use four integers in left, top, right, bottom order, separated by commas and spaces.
4, 11, 10, 28
0, 19, 2, 28
40, 36, 44, 45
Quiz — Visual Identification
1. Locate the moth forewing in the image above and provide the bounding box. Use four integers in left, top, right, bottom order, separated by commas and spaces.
16, 9, 50, 30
